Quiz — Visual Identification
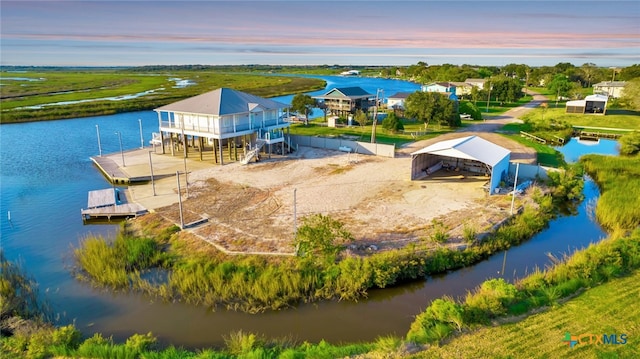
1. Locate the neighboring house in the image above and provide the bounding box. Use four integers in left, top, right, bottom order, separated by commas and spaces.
313, 87, 374, 116
387, 91, 414, 110
465, 78, 487, 89
154, 87, 290, 165
421, 82, 459, 101
422, 82, 456, 94
451, 81, 472, 98
565, 94, 608, 115
593, 81, 626, 98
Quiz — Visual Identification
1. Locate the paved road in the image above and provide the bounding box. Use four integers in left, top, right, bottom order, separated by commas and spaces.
461, 90, 547, 133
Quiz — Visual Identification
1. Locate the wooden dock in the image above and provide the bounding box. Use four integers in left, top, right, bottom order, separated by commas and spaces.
91, 156, 149, 184
520, 131, 547, 144
81, 188, 147, 221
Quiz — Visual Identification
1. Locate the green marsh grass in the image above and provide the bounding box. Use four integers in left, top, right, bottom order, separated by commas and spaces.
581, 154, 640, 230
1, 70, 325, 123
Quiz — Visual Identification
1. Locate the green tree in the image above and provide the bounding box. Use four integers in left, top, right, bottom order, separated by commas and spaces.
458, 101, 482, 120
580, 62, 598, 87
470, 86, 481, 106
381, 112, 404, 133
295, 214, 353, 260
502, 63, 529, 80
547, 74, 574, 105
354, 109, 368, 127
491, 76, 524, 104
618, 77, 640, 111
405, 91, 458, 130
291, 93, 316, 125
619, 64, 640, 81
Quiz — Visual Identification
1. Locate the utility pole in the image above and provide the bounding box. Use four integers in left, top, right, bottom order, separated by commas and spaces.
609, 67, 616, 97
371, 88, 382, 143
181, 126, 188, 198
293, 188, 297, 235
486, 84, 492, 113
148, 151, 156, 196
510, 162, 520, 215
176, 171, 184, 229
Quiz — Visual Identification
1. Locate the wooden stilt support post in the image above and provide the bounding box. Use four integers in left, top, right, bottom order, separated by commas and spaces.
213, 139, 218, 164
219, 138, 224, 165
170, 133, 175, 156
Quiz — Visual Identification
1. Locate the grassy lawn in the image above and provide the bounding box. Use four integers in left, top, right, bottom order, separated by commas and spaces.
413, 269, 640, 358
475, 94, 535, 116
289, 119, 460, 147
499, 123, 566, 167
520, 106, 640, 131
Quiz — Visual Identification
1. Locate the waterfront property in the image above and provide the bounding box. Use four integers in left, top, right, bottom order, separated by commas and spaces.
313, 87, 374, 117
410, 135, 511, 195
421, 82, 459, 101
387, 91, 414, 111
154, 88, 292, 165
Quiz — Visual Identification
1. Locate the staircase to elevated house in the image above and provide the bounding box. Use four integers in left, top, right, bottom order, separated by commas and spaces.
241, 139, 266, 164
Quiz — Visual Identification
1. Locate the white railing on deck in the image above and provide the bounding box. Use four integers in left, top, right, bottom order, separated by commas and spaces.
161, 118, 287, 137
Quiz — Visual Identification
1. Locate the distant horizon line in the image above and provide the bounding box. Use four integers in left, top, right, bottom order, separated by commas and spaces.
2, 63, 636, 69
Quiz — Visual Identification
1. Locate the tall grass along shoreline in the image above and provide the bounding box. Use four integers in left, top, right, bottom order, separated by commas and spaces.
71, 170, 580, 313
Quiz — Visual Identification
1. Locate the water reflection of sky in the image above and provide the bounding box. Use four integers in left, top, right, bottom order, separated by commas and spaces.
555, 137, 619, 163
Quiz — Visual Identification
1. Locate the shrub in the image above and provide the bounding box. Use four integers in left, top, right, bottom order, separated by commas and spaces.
618, 131, 640, 156
463, 224, 477, 243
464, 278, 519, 320
224, 330, 261, 356
51, 325, 82, 350
295, 214, 354, 260
425, 297, 465, 331
125, 332, 157, 353
76, 333, 113, 357
458, 101, 482, 120
381, 112, 404, 132
430, 220, 448, 243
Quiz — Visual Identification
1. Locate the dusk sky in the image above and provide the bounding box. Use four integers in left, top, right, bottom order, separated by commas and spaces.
1, 0, 639, 67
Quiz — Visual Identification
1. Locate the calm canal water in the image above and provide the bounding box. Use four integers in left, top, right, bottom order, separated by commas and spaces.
0, 75, 619, 349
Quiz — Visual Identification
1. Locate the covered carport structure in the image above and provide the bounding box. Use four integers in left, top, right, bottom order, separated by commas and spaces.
565, 94, 608, 114
410, 135, 511, 195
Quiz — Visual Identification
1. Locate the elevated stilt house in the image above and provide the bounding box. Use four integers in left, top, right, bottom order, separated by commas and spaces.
154, 88, 291, 164
313, 87, 374, 117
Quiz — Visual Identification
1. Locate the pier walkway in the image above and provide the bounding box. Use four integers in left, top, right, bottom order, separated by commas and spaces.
89, 148, 220, 211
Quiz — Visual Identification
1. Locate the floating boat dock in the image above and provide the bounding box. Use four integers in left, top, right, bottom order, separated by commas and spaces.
81, 188, 147, 222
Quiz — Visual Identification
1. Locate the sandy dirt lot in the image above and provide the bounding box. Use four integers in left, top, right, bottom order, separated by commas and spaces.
129, 97, 543, 255
149, 135, 534, 255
